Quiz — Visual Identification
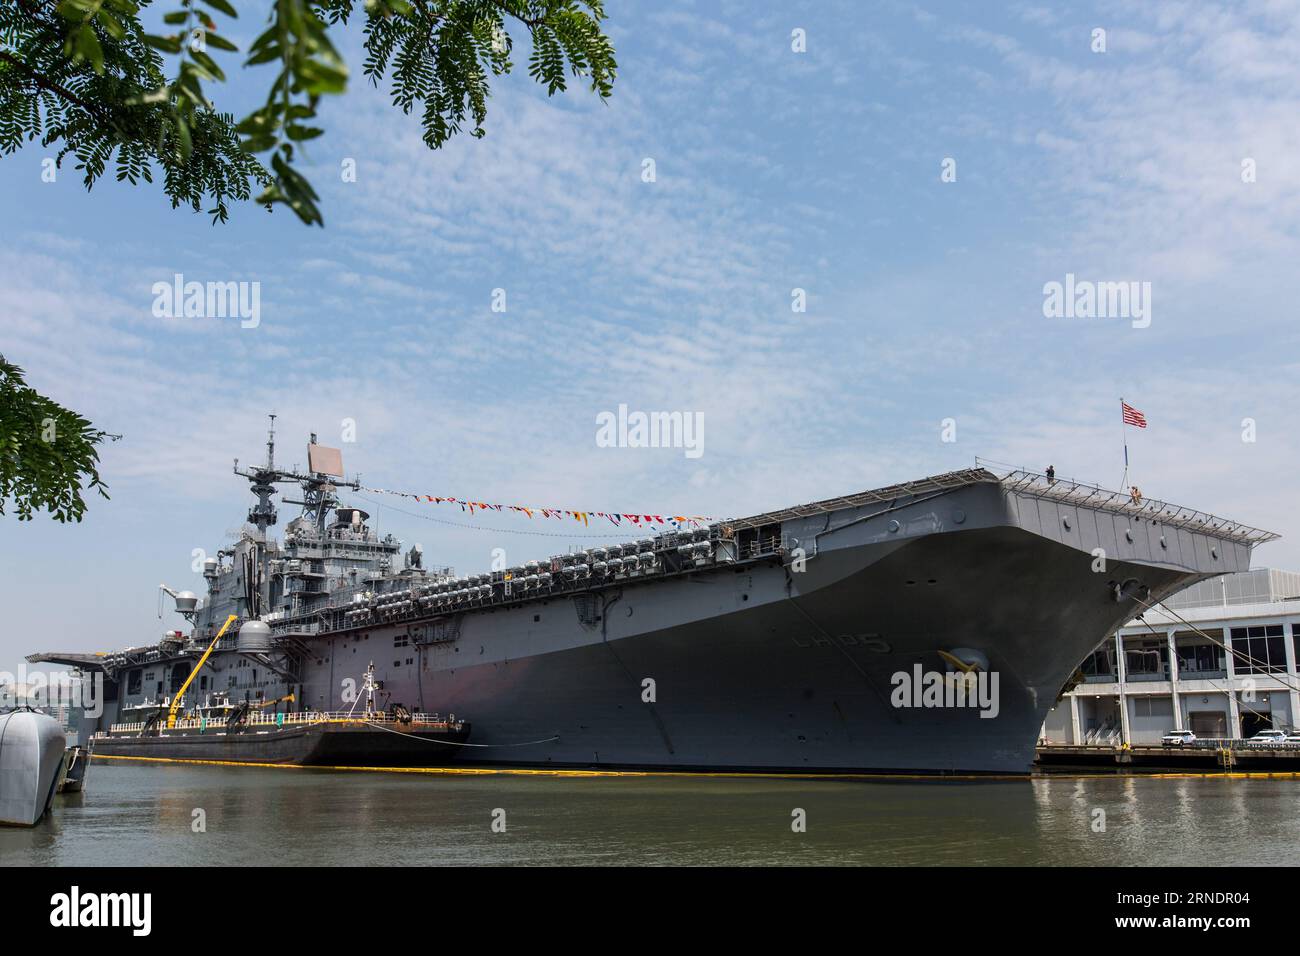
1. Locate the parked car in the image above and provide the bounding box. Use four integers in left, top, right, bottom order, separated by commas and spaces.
1246, 729, 1288, 746
1161, 729, 1197, 747
1285, 731, 1300, 744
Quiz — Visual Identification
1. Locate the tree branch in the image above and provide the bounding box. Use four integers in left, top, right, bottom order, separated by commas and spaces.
0, 49, 101, 113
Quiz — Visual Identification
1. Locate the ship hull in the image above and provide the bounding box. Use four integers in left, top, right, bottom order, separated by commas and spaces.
353, 528, 1197, 774
54, 471, 1265, 776
297, 473, 1249, 773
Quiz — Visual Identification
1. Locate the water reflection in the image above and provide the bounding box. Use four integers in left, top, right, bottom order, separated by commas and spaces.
2, 765, 1297, 866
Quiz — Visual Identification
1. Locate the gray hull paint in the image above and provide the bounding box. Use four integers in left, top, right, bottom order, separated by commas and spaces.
295, 483, 1249, 773
0, 712, 66, 826
72, 478, 1261, 774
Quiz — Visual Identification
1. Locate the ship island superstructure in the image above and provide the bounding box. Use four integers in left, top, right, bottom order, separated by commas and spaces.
31, 424, 1278, 774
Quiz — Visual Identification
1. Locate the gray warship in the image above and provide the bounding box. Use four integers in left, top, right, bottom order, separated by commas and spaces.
31, 422, 1277, 774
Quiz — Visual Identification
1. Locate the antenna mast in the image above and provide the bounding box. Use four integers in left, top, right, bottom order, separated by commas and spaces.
266, 413, 276, 472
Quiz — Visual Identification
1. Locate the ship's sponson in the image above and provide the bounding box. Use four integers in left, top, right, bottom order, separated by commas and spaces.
326, 466, 1274, 628
727, 467, 1276, 544
366, 463, 1268, 613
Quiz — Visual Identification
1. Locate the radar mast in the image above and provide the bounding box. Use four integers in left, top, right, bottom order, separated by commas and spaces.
232, 415, 360, 615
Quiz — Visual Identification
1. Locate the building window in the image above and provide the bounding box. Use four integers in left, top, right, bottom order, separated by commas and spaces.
1125, 643, 1165, 676
1177, 644, 1225, 674
1133, 697, 1173, 718
1230, 625, 1286, 674
1081, 649, 1112, 676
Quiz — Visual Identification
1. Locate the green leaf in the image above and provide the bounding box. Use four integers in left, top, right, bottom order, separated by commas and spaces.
246, 43, 283, 66
0, 0, 616, 229
177, 66, 207, 103
123, 85, 172, 106
77, 23, 105, 74
204, 33, 239, 52
295, 58, 348, 95
55, 0, 89, 23
0, 357, 112, 523
200, 0, 238, 17
240, 134, 277, 153
143, 33, 183, 54
173, 112, 192, 157
96, 10, 126, 40
191, 49, 227, 82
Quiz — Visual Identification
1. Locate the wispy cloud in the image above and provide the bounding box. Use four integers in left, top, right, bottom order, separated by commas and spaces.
1, 0, 1297, 667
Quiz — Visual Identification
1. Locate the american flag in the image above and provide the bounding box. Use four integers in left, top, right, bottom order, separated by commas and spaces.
1122, 401, 1147, 428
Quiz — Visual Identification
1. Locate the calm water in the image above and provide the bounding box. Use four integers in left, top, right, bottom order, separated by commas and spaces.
4, 762, 1299, 866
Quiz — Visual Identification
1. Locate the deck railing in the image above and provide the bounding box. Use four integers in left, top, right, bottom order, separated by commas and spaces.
977, 460, 1279, 544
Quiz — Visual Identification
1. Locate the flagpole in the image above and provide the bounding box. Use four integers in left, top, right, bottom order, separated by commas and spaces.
1120, 397, 1129, 491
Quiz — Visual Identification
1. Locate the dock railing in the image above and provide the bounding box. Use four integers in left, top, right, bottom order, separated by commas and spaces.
1175, 737, 1300, 750
1043, 738, 1300, 751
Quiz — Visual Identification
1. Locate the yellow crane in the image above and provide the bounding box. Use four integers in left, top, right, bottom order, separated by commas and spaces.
251, 693, 295, 710
166, 614, 239, 728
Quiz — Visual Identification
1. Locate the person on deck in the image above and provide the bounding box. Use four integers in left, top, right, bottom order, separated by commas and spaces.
1046, 465, 1056, 485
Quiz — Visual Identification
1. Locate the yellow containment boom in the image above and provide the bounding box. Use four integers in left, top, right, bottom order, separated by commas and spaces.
167, 614, 239, 728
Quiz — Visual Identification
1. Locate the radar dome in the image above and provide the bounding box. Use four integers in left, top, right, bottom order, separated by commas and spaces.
236, 620, 273, 652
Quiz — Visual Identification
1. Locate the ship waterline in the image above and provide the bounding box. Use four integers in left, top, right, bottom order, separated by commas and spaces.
30, 430, 1275, 774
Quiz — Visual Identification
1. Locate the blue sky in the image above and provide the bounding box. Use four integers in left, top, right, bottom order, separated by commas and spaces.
3, 0, 1299, 672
